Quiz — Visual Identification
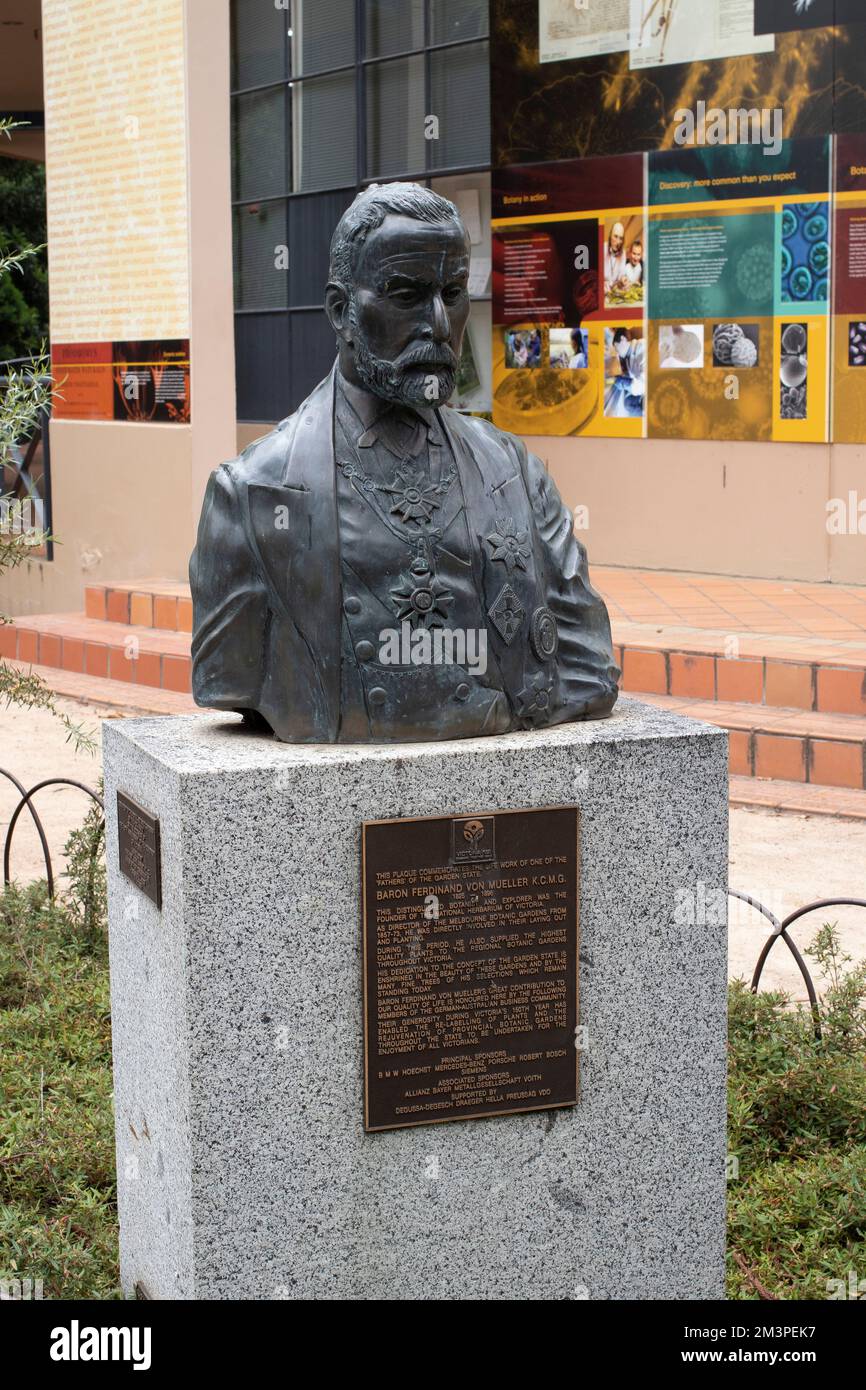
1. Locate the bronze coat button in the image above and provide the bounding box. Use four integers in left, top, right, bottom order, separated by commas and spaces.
368, 686, 387, 707
455, 683, 471, 702
344, 596, 362, 615
356, 641, 375, 661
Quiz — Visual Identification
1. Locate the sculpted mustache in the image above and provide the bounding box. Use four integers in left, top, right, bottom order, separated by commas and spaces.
394, 344, 458, 371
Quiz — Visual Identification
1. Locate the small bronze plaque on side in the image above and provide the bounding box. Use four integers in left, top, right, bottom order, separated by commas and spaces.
362, 805, 579, 1132
117, 791, 162, 909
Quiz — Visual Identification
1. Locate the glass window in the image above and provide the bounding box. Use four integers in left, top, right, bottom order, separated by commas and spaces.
233, 201, 291, 311
430, 0, 489, 45
232, 88, 289, 202
231, 0, 287, 89
429, 42, 489, 169
365, 0, 425, 59
291, 0, 356, 76
366, 54, 426, 178
292, 71, 357, 191
231, 0, 491, 422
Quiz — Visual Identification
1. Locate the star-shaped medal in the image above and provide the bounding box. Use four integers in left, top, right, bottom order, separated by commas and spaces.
516, 673, 555, 727
390, 557, 454, 629
486, 516, 531, 573
388, 466, 444, 524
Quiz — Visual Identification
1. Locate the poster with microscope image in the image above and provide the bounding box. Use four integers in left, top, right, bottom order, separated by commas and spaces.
645, 140, 829, 441
539, 0, 629, 63
629, 0, 774, 71
712, 324, 759, 369
780, 323, 808, 421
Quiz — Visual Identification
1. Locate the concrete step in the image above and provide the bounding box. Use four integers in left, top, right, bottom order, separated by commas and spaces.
0, 612, 192, 692
613, 623, 866, 717
85, 579, 192, 632
641, 692, 866, 791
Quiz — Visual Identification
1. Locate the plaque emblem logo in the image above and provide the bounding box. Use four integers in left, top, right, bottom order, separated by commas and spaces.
451, 814, 495, 864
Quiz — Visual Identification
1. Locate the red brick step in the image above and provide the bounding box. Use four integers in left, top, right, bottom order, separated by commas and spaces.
640, 692, 866, 791
0, 612, 192, 692
85, 580, 192, 633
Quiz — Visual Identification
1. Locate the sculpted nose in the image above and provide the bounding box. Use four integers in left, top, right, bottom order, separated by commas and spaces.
430, 292, 450, 343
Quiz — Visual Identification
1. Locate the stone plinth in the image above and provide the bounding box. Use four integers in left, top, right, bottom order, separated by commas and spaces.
103, 699, 728, 1300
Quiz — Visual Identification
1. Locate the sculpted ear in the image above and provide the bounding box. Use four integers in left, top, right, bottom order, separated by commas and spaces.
325, 282, 352, 342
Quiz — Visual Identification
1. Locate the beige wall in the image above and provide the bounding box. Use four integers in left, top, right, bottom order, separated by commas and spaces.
2, 422, 193, 616
537, 436, 866, 585
184, 0, 237, 525
238, 422, 866, 587
829, 444, 866, 583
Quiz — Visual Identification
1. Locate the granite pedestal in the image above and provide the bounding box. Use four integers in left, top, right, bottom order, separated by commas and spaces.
103, 699, 728, 1301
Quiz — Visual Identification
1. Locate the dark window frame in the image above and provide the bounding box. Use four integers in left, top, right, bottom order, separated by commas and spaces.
231, 0, 490, 421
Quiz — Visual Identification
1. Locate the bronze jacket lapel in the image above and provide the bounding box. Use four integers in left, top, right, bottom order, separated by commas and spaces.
245, 365, 342, 742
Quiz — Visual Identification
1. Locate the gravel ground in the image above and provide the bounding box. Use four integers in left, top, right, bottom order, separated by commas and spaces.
2, 699, 864, 999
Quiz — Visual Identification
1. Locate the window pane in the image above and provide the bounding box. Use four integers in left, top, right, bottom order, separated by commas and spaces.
233, 201, 290, 310
291, 0, 356, 76
365, 0, 425, 59
292, 71, 357, 191
231, 0, 286, 89
289, 309, 340, 406
235, 312, 290, 422
430, 0, 489, 45
429, 42, 489, 169
232, 88, 289, 202
289, 188, 357, 306
366, 54, 426, 178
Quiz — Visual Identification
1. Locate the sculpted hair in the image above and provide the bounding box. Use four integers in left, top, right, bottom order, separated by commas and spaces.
328, 182, 461, 288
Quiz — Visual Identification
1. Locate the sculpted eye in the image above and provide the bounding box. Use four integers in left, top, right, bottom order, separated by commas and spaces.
387, 284, 421, 303
443, 284, 466, 304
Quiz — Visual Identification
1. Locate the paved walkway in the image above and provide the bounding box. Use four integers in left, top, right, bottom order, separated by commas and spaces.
596, 566, 866, 644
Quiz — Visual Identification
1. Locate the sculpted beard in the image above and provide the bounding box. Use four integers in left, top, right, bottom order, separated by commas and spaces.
348, 299, 457, 407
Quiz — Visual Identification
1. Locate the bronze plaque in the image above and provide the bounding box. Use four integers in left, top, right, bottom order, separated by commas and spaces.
362, 805, 579, 1132
117, 791, 162, 909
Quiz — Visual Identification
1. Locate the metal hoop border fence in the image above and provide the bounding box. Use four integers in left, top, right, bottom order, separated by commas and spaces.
0, 769, 104, 900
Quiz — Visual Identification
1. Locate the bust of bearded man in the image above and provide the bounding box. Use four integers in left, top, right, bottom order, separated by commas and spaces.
189, 183, 619, 742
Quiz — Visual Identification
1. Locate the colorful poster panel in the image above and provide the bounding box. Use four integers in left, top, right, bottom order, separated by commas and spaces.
833, 135, 866, 441
647, 140, 830, 442
491, 1, 841, 166
492, 154, 645, 437
52, 340, 191, 423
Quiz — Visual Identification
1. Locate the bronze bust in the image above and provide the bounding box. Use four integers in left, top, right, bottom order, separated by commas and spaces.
189, 183, 619, 742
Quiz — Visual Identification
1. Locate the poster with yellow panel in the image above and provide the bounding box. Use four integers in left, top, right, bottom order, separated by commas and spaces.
833, 135, 866, 443
647, 139, 830, 444
492, 155, 646, 439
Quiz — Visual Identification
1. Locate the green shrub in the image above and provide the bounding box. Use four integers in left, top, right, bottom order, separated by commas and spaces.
727, 925, 866, 1299
0, 819, 119, 1299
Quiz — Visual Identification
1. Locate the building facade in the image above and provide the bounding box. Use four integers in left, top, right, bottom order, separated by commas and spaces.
2, 0, 865, 620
